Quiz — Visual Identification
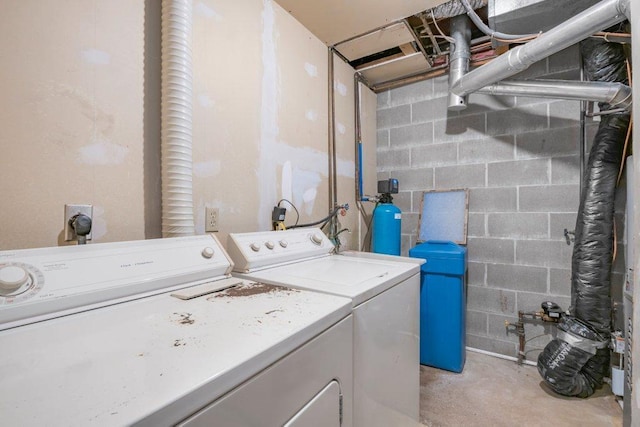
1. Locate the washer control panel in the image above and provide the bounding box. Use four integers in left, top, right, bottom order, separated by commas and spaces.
227, 228, 333, 272
0, 235, 233, 330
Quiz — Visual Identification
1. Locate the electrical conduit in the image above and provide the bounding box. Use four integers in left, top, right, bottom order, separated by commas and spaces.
161, 0, 195, 237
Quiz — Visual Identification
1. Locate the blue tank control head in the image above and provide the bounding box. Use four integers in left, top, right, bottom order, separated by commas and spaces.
377, 178, 399, 204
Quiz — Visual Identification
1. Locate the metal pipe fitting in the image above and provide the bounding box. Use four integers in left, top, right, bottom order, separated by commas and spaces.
448, 14, 472, 110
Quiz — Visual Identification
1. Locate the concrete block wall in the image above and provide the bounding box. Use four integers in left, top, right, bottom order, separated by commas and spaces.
376, 46, 627, 360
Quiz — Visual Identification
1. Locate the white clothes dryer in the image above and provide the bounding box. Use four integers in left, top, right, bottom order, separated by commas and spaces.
0, 235, 353, 426
227, 228, 424, 427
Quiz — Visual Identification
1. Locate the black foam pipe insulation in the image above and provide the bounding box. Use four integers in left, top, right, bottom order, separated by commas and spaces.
537, 36, 630, 398
572, 113, 629, 333
573, 37, 629, 337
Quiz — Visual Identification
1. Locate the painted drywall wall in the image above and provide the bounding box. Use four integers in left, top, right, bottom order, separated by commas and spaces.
333, 53, 357, 249
192, 0, 364, 247
0, 0, 371, 251
0, 0, 145, 250
333, 54, 378, 251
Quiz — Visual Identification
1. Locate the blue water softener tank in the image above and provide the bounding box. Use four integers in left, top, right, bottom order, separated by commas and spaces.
372, 179, 401, 255
372, 203, 401, 255
409, 241, 467, 372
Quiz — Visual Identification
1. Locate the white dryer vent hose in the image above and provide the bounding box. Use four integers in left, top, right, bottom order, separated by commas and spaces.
161, 0, 195, 237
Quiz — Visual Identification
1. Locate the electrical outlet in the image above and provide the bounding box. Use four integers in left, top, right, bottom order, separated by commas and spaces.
64, 204, 93, 242
205, 207, 219, 232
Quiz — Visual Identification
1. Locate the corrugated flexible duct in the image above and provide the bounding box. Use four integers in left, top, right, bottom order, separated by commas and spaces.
160, 0, 195, 237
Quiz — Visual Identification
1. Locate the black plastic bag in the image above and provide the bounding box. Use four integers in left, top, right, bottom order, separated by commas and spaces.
537, 317, 608, 397
570, 38, 630, 337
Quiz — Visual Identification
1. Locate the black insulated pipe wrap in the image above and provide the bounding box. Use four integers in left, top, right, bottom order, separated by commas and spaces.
538, 35, 630, 398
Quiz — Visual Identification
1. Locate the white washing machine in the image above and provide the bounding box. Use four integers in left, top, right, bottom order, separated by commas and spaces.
0, 235, 353, 426
227, 228, 424, 427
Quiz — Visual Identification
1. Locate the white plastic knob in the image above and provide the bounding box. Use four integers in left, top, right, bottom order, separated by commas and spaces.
265, 241, 275, 250
250, 243, 261, 252
279, 240, 288, 248
201, 247, 215, 259
0, 265, 29, 294
311, 233, 323, 245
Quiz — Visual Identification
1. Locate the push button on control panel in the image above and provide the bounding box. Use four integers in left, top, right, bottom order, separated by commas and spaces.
310, 233, 323, 245
265, 241, 275, 250
250, 243, 261, 252
279, 240, 288, 248
201, 247, 215, 259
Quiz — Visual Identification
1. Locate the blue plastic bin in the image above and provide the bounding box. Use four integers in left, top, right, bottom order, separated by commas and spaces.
409, 240, 467, 373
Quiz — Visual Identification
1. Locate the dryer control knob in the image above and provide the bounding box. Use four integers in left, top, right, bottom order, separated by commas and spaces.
250, 243, 261, 252
265, 241, 275, 250
0, 265, 29, 295
310, 233, 323, 245
201, 247, 215, 259
279, 240, 288, 248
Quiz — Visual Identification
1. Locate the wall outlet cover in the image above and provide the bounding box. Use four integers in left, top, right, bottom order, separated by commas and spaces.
205, 207, 219, 232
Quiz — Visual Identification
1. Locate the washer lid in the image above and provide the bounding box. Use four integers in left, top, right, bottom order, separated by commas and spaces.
0, 280, 351, 426
237, 253, 421, 306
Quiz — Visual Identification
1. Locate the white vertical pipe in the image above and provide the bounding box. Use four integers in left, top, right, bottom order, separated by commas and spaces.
161, 0, 194, 237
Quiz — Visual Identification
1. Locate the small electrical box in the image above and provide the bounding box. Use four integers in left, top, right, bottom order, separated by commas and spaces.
272, 206, 286, 222
378, 178, 399, 194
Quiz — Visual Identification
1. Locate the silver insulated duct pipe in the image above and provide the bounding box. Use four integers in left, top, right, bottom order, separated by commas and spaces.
478, 80, 632, 111
448, 14, 472, 110
449, 0, 631, 104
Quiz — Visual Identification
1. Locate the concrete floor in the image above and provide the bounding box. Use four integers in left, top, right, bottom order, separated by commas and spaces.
420, 350, 622, 427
